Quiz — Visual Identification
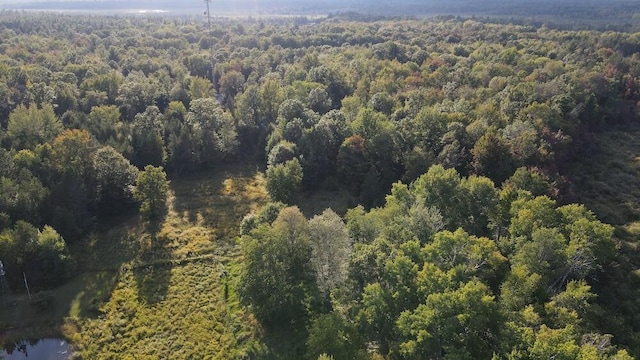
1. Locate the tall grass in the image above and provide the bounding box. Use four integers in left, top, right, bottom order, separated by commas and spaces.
2, 164, 271, 358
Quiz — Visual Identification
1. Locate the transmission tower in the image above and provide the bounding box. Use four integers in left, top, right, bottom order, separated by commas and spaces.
0, 260, 10, 302
204, 0, 212, 31
204, 0, 215, 82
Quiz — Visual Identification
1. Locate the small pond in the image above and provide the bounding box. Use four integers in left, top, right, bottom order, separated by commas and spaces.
2, 338, 71, 360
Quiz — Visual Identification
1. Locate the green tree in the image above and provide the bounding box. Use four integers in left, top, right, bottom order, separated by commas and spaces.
299, 110, 347, 187
49, 129, 96, 240
0, 149, 48, 224
188, 76, 214, 101
411, 165, 464, 230
0, 221, 71, 289
309, 209, 352, 299
503, 120, 540, 165
438, 122, 472, 177
259, 75, 285, 126
504, 167, 554, 197
369, 92, 395, 115
307, 65, 349, 108
8, 220, 39, 268
132, 105, 166, 167
422, 229, 505, 283
7, 104, 62, 150
337, 135, 369, 194
134, 165, 170, 219
508, 195, 559, 242
234, 84, 262, 157
80, 71, 123, 106
460, 174, 499, 236
267, 140, 298, 167
167, 124, 199, 174
238, 206, 318, 327
397, 280, 501, 360
528, 325, 580, 360
116, 70, 160, 121
53, 81, 79, 116
51, 129, 95, 181
265, 158, 303, 203
308, 87, 332, 114
187, 97, 238, 165
356, 282, 395, 354
93, 146, 139, 213
512, 227, 567, 291
471, 128, 516, 185
219, 70, 245, 109
85, 105, 120, 145
398, 108, 448, 171
32, 225, 70, 287
306, 312, 365, 360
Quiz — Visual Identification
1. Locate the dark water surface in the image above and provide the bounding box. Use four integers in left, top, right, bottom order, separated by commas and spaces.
2, 338, 71, 360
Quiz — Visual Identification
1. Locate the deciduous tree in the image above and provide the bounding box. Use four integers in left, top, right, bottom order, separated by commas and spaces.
7, 104, 62, 150
134, 165, 170, 219
93, 146, 139, 212
265, 158, 303, 203
309, 209, 352, 299
238, 206, 318, 327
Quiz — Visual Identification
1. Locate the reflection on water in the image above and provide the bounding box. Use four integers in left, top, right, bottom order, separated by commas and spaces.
2, 338, 71, 360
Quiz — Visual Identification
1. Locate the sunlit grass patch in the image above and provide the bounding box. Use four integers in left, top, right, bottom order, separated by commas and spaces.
67, 261, 262, 359
169, 164, 268, 240
2, 163, 269, 358
168, 225, 217, 258
65, 164, 269, 358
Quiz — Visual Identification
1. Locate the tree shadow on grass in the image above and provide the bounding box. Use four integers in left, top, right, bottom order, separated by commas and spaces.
68, 270, 120, 318
170, 164, 268, 240
133, 219, 173, 305
0, 212, 146, 333
61, 214, 143, 317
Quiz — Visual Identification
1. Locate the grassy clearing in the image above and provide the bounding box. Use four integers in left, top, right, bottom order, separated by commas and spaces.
569, 126, 640, 226
1, 164, 270, 358
66, 260, 263, 359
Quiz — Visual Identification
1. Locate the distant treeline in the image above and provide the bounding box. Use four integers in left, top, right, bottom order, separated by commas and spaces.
4, 0, 640, 31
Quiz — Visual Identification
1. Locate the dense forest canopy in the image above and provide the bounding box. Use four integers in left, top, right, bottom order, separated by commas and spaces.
0, 9, 640, 359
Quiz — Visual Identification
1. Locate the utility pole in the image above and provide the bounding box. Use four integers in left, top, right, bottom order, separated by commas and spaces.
23, 272, 31, 301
